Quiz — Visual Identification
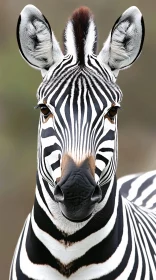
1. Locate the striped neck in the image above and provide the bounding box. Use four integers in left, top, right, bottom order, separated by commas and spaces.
27, 173, 124, 278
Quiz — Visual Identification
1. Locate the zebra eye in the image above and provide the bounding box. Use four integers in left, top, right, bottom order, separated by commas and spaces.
106, 106, 119, 121
40, 105, 51, 118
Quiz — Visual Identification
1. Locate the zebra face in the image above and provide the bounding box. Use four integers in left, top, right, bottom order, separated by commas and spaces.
36, 62, 122, 221
17, 5, 144, 221
37, 58, 122, 184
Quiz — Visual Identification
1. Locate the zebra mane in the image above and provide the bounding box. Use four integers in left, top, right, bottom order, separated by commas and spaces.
63, 7, 97, 65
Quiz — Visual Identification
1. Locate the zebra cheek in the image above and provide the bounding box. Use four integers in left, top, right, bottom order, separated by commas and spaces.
45, 153, 62, 183
95, 160, 106, 183
52, 166, 62, 184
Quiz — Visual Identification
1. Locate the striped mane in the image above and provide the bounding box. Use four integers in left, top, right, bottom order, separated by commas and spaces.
63, 7, 97, 65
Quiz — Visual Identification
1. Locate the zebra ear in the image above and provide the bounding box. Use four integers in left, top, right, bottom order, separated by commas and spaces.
17, 5, 63, 75
98, 6, 145, 77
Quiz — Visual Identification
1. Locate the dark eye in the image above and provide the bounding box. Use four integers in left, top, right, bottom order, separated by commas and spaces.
106, 106, 119, 121
40, 105, 51, 118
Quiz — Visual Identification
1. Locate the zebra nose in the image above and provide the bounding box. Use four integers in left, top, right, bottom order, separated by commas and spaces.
91, 184, 102, 202
54, 185, 64, 202
54, 183, 102, 203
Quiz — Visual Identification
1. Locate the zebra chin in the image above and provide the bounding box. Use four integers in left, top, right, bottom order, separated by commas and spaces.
54, 196, 100, 222
61, 209, 93, 223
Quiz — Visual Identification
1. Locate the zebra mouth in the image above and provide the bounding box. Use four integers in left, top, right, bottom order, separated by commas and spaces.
61, 211, 92, 223
57, 199, 96, 223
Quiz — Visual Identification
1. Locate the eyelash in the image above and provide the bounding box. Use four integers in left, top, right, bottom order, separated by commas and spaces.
106, 106, 120, 121
40, 105, 51, 119
34, 104, 52, 119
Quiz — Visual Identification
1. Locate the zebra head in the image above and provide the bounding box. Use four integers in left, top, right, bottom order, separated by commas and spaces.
17, 5, 144, 222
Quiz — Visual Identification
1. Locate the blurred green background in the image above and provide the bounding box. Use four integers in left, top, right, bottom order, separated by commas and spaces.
0, 0, 156, 278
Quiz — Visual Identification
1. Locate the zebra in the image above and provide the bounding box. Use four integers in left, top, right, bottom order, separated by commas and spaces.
9, 4, 156, 280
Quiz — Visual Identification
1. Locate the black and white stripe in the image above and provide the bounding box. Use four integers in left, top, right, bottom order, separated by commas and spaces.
36, 54, 121, 186
10, 5, 155, 280
118, 170, 156, 212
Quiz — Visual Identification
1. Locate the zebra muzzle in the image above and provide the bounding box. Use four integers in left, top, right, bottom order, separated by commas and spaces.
54, 156, 102, 222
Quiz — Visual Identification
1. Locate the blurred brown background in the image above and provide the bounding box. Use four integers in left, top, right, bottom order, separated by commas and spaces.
0, 0, 156, 278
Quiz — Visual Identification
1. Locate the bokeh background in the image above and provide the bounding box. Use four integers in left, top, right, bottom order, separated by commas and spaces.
0, 0, 156, 278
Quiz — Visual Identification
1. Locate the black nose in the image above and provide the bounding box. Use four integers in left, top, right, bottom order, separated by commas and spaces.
53, 155, 102, 221
54, 183, 102, 203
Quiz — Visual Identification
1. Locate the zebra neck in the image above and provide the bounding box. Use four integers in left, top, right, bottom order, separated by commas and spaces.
25, 175, 124, 278
32, 172, 122, 242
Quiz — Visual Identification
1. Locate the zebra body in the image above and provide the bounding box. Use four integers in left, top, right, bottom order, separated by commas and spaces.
119, 170, 156, 212
10, 4, 156, 280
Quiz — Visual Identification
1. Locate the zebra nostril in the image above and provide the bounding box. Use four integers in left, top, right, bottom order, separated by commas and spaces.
91, 185, 102, 203
54, 185, 64, 202
56, 177, 61, 183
